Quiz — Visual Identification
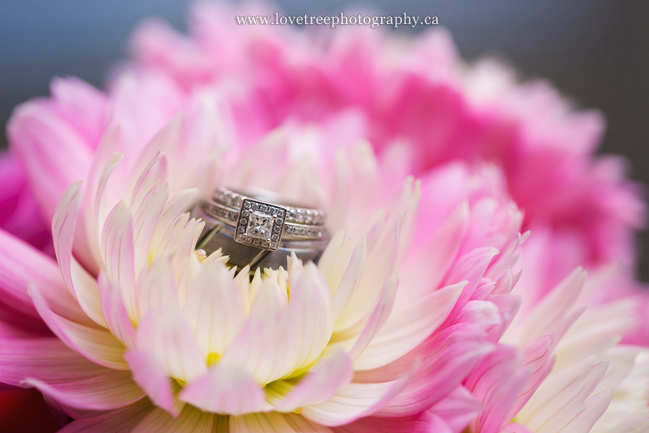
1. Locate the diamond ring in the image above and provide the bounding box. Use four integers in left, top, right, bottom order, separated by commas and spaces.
192, 187, 329, 270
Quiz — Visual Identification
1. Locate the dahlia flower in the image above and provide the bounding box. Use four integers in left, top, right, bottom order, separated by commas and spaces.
1, 81, 524, 431
129, 1, 646, 310
0, 2, 647, 432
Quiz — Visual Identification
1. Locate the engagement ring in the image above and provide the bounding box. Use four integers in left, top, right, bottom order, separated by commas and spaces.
192, 187, 329, 270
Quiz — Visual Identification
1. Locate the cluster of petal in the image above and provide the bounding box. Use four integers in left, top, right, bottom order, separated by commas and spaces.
463, 238, 649, 432
0, 77, 532, 432
129, 1, 646, 273
0, 2, 646, 432
131, 2, 649, 351
127, 0, 649, 366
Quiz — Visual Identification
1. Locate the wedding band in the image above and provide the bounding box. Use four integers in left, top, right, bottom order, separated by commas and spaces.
192, 187, 329, 270
212, 187, 326, 226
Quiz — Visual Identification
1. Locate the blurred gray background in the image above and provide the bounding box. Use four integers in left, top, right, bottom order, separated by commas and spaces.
1, 0, 648, 280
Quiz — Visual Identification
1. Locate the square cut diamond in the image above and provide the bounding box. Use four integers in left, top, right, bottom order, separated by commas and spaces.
246, 211, 274, 240
235, 199, 285, 251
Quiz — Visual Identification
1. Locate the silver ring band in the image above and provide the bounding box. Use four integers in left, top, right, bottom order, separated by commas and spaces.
213, 187, 326, 226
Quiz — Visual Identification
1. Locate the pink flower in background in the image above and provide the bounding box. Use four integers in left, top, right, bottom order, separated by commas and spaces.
0, 152, 52, 254
129, 1, 649, 348
130, 0, 645, 276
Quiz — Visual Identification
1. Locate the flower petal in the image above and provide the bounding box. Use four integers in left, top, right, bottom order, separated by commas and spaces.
124, 349, 183, 417
332, 237, 367, 322
517, 355, 611, 433
442, 247, 500, 326
132, 176, 169, 275
402, 201, 468, 295
465, 345, 528, 433
0, 228, 87, 328
456, 299, 501, 332
230, 413, 333, 433
553, 389, 613, 433
0, 338, 109, 386
331, 416, 442, 433
353, 281, 465, 371
182, 259, 246, 356
153, 213, 204, 276
505, 336, 554, 422
136, 308, 207, 383
59, 401, 153, 433
426, 386, 482, 433
222, 262, 334, 384
30, 283, 128, 370
126, 114, 182, 196
486, 293, 521, 341
555, 298, 637, 371
80, 124, 125, 274
348, 276, 398, 361
286, 262, 335, 373
149, 189, 199, 256
168, 95, 225, 195
364, 323, 493, 417
135, 257, 179, 323
52, 181, 106, 327
128, 151, 168, 213
22, 372, 144, 411
301, 376, 410, 427
0, 230, 39, 316
317, 230, 352, 296
48, 76, 107, 146
271, 349, 354, 412
179, 364, 267, 415
102, 201, 137, 321
505, 267, 586, 348
500, 424, 535, 433
132, 406, 216, 433
7, 99, 93, 220
0, 321, 41, 339
335, 220, 400, 333
219, 277, 292, 384
97, 272, 136, 350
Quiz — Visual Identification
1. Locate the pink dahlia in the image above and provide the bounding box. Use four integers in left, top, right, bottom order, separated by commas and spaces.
130, 1, 646, 292
1, 80, 528, 431
0, 3, 647, 432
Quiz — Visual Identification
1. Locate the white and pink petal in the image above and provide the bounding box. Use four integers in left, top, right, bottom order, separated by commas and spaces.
271, 349, 354, 413
182, 260, 247, 356
179, 364, 267, 415
124, 349, 184, 417
59, 401, 154, 433
352, 281, 464, 371
22, 372, 144, 411
135, 308, 207, 383
30, 283, 128, 370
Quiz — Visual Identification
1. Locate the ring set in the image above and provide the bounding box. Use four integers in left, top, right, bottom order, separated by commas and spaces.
193, 187, 329, 270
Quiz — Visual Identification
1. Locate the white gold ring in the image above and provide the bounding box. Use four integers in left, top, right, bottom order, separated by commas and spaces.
192, 187, 329, 270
